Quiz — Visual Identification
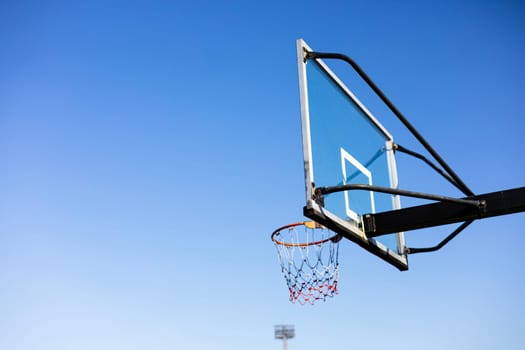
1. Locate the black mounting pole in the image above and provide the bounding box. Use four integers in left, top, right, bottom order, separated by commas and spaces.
306, 51, 475, 197
362, 187, 525, 236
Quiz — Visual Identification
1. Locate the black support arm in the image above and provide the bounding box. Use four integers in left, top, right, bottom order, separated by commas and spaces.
363, 187, 525, 237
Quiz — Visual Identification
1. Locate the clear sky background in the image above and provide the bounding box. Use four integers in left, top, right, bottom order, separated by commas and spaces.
1, 1, 524, 349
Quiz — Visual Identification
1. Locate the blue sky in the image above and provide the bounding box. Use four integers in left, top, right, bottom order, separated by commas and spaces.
1, 1, 524, 349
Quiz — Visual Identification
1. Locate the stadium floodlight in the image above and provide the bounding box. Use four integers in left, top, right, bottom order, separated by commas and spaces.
274, 325, 295, 350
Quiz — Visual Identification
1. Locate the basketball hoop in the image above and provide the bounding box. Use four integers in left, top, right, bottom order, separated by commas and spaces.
271, 222, 342, 305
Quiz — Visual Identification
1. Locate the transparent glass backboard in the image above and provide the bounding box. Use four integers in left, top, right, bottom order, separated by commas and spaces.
297, 39, 407, 269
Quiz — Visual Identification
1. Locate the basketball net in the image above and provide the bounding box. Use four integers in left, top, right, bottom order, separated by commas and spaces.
271, 222, 341, 305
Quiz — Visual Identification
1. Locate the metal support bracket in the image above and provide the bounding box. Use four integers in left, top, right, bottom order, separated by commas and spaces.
360, 186, 525, 236
304, 48, 525, 256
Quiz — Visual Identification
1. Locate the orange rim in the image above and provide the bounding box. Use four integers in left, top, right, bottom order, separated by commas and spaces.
271, 221, 340, 247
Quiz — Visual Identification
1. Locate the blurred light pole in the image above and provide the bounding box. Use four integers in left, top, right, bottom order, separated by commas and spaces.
274, 325, 295, 350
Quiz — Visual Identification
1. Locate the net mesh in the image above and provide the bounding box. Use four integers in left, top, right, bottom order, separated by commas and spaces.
272, 223, 340, 305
